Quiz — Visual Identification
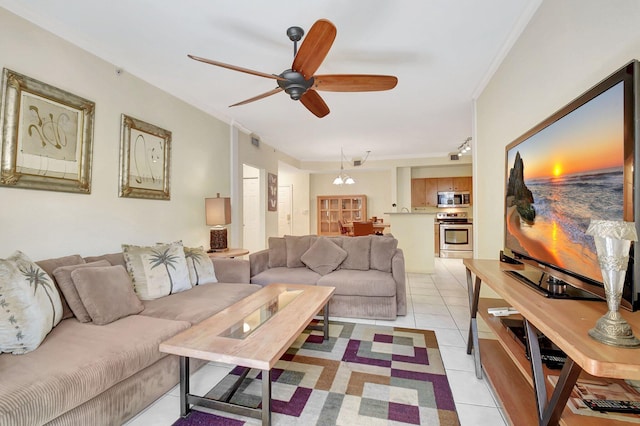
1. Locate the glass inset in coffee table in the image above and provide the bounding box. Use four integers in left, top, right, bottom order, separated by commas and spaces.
159, 283, 334, 425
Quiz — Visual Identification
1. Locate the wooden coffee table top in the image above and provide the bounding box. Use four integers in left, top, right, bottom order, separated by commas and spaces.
159, 283, 334, 371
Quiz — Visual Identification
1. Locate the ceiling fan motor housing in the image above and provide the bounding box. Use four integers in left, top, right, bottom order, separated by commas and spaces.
278, 70, 314, 100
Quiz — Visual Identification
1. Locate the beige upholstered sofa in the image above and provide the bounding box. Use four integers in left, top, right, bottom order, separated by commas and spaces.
0, 252, 260, 426
250, 234, 406, 320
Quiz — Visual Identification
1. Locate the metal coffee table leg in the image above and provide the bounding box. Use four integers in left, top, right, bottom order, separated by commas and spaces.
179, 356, 190, 417
262, 369, 272, 425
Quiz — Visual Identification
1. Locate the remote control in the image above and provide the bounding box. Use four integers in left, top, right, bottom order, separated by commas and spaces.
583, 399, 640, 414
540, 354, 566, 364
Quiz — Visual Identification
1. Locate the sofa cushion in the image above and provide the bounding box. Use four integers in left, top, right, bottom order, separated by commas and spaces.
140, 283, 261, 324
122, 241, 192, 300
184, 246, 217, 285
0, 314, 190, 426
71, 265, 144, 325
317, 269, 397, 297
301, 237, 347, 275
36, 254, 85, 320
84, 252, 126, 268
370, 235, 399, 273
53, 260, 112, 323
0, 251, 64, 354
251, 267, 321, 287
284, 235, 315, 268
268, 237, 287, 268
340, 235, 372, 270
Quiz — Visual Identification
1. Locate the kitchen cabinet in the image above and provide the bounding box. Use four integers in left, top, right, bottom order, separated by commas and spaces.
425, 179, 439, 207
317, 195, 367, 236
411, 178, 427, 207
411, 176, 472, 208
436, 177, 454, 192
453, 177, 471, 191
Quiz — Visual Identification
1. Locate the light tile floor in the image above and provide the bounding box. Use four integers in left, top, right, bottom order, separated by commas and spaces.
125, 258, 507, 426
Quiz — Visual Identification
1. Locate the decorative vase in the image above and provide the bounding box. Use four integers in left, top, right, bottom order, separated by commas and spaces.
586, 220, 640, 348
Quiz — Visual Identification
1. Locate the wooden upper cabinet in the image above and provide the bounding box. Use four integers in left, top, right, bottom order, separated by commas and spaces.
425, 179, 438, 206
453, 176, 471, 192
436, 177, 454, 192
411, 178, 427, 207
411, 176, 472, 208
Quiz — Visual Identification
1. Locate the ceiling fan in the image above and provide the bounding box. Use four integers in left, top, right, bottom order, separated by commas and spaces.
188, 19, 398, 118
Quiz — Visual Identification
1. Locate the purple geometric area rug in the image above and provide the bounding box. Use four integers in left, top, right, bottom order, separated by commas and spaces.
172, 320, 460, 426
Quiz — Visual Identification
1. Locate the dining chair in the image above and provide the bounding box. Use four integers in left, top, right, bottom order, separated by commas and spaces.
352, 221, 375, 236
338, 220, 351, 236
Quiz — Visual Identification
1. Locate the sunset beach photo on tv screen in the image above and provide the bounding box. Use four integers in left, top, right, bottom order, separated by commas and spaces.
505, 81, 624, 283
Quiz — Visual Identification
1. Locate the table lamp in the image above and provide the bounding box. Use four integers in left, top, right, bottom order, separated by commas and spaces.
205, 194, 231, 252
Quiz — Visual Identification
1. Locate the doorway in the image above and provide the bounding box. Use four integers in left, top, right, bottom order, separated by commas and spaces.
243, 164, 263, 253
278, 185, 293, 236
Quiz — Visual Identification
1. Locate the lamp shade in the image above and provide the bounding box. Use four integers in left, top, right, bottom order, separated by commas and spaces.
205, 195, 231, 226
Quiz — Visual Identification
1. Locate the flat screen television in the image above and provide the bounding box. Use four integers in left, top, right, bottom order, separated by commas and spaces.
503, 60, 640, 311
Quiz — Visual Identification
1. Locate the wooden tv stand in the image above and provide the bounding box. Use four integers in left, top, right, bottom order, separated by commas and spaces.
464, 259, 640, 426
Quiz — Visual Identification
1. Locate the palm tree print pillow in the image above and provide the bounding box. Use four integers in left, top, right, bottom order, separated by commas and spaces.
184, 246, 218, 285
0, 251, 64, 354
122, 242, 191, 300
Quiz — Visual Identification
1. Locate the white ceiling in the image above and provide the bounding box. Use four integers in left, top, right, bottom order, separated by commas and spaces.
0, 0, 539, 163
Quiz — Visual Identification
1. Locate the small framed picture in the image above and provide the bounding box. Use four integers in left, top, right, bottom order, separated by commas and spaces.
118, 114, 171, 200
268, 172, 277, 211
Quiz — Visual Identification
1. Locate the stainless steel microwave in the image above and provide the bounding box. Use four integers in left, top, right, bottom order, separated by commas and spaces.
437, 191, 470, 208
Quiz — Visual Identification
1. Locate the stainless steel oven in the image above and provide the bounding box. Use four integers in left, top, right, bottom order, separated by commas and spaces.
436, 212, 473, 258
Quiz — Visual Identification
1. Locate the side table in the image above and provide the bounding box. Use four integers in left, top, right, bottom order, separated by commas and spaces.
207, 248, 249, 259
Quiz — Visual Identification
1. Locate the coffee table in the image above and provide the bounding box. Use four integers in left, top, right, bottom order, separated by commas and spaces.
159, 283, 335, 425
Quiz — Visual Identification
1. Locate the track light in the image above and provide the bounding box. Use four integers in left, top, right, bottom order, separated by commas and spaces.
458, 137, 472, 156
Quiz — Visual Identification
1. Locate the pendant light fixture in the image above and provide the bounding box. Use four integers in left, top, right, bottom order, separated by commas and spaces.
333, 148, 355, 185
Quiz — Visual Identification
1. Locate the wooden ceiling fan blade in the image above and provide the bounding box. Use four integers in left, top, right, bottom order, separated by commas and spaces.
300, 89, 330, 118
292, 19, 336, 79
188, 54, 286, 81
313, 74, 398, 92
229, 87, 284, 107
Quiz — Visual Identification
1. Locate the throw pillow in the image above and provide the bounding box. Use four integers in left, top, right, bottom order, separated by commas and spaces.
268, 237, 287, 268
36, 254, 86, 320
370, 235, 399, 273
0, 251, 64, 354
284, 235, 315, 268
122, 241, 192, 300
184, 246, 217, 285
341, 235, 372, 271
71, 265, 144, 325
301, 237, 347, 275
52, 260, 112, 323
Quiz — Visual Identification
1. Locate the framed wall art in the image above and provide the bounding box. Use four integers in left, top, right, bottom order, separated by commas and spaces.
119, 114, 171, 200
268, 172, 277, 211
0, 68, 95, 193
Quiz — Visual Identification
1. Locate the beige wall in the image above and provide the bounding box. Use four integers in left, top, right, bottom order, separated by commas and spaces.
412, 164, 472, 179
309, 169, 392, 234
233, 131, 302, 248
0, 8, 230, 260
475, 0, 640, 259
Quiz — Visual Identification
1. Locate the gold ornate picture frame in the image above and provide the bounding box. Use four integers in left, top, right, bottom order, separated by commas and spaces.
119, 114, 171, 200
0, 68, 95, 193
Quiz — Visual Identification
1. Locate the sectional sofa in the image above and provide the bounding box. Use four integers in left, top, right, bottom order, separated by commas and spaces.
250, 234, 406, 319
0, 248, 260, 426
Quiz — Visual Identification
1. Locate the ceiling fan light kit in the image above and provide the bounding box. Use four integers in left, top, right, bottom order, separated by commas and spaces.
189, 18, 397, 118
